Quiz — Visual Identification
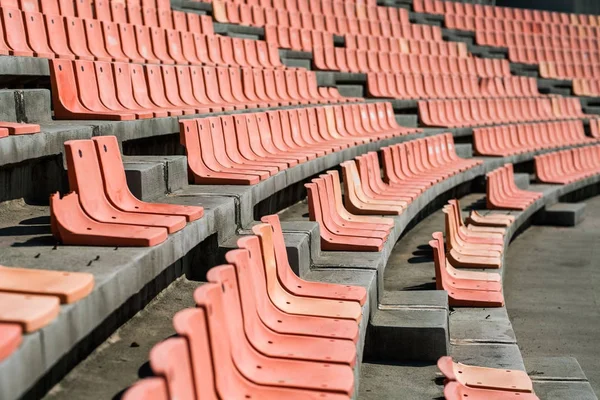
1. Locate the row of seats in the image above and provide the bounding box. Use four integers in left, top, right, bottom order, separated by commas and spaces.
265, 26, 335, 52
312, 45, 470, 74
4, 0, 187, 30
539, 61, 600, 80
51, 136, 204, 247
535, 145, 600, 184
418, 97, 585, 128
345, 24, 443, 44
573, 78, 600, 97
508, 47, 600, 66
439, 356, 539, 399
486, 164, 542, 210
179, 103, 414, 184
214, 0, 411, 37
0, 265, 93, 363
49, 60, 350, 121
0, 8, 217, 62
473, 120, 595, 156
368, 74, 539, 100
476, 31, 600, 53
415, 0, 600, 27
305, 134, 479, 252
220, 0, 388, 21
123, 214, 366, 399
0, 121, 39, 138
306, 169, 394, 252
446, 15, 599, 38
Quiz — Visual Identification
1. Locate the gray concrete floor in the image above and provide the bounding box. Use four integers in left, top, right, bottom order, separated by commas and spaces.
504, 196, 600, 396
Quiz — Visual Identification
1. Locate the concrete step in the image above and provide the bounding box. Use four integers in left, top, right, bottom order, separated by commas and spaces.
454, 143, 473, 159
122, 155, 188, 201
337, 84, 365, 98
514, 172, 531, 190
281, 58, 311, 69
396, 114, 418, 128
536, 202, 586, 227
526, 357, 598, 400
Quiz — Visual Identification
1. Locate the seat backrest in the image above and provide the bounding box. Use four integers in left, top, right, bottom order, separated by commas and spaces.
149, 338, 196, 400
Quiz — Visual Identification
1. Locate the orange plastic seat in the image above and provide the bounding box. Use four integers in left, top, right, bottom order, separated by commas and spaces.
0, 121, 40, 135
236, 236, 360, 342
438, 356, 533, 393
208, 262, 357, 365
0, 323, 22, 362
444, 381, 540, 400
252, 223, 363, 321
0, 265, 93, 304
51, 192, 168, 247
64, 140, 186, 234
149, 338, 197, 399
193, 282, 355, 396
92, 136, 203, 222
430, 239, 504, 307
122, 378, 169, 400
0, 292, 60, 333
174, 306, 349, 400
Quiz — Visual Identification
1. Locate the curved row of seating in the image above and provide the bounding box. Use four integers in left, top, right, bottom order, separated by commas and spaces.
368, 74, 539, 100
122, 215, 365, 399
486, 164, 543, 210
535, 145, 600, 184
419, 97, 585, 128
50, 60, 349, 121
473, 119, 595, 156
306, 134, 480, 251
180, 103, 416, 184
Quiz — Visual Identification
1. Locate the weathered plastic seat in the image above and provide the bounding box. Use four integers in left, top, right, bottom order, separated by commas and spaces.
431, 232, 501, 282
92, 136, 203, 222
448, 199, 507, 236
51, 192, 168, 247
438, 356, 533, 393
445, 381, 540, 400
122, 378, 169, 400
430, 239, 504, 307
149, 338, 197, 399
236, 236, 360, 342
0, 323, 22, 362
64, 140, 187, 234
0, 292, 60, 333
261, 213, 368, 304
193, 282, 355, 395
0, 121, 40, 135
0, 265, 93, 304
208, 262, 357, 365
175, 304, 349, 400
446, 202, 504, 245
252, 223, 363, 321
444, 207, 503, 259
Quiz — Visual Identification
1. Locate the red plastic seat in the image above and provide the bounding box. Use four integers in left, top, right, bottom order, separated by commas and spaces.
444, 381, 540, 400
0, 292, 60, 333
149, 338, 196, 399
123, 378, 169, 400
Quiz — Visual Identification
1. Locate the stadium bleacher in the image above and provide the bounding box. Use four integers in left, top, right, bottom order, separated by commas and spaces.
0, 0, 599, 398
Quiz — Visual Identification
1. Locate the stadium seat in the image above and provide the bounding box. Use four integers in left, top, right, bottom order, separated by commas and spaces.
447, 199, 508, 236
430, 236, 504, 307
0, 323, 22, 362
0, 121, 39, 136
261, 213, 369, 303
445, 202, 504, 244
193, 281, 355, 395
50, 192, 169, 247
207, 262, 357, 365
0, 292, 60, 332
444, 381, 540, 400
438, 356, 533, 393
122, 378, 169, 400
148, 338, 197, 399
486, 164, 542, 210
0, 265, 94, 303
233, 236, 360, 341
